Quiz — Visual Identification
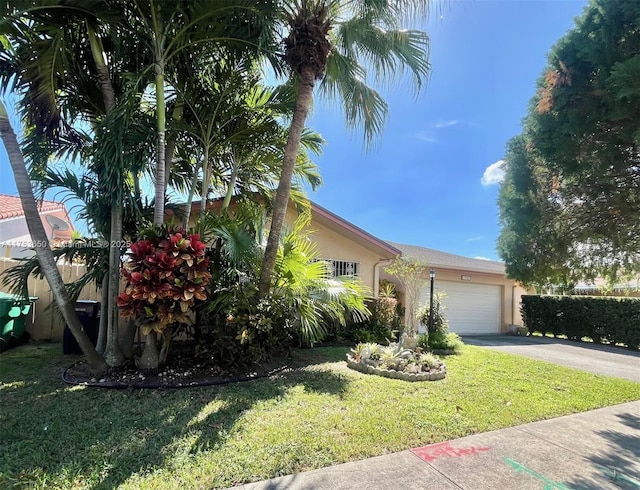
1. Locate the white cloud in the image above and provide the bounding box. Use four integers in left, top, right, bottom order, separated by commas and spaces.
415, 131, 437, 143
474, 256, 491, 261
466, 236, 482, 242
481, 160, 506, 186
432, 120, 460, 129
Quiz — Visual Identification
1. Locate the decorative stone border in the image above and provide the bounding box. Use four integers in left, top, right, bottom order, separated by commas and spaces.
345, 354, 446, 382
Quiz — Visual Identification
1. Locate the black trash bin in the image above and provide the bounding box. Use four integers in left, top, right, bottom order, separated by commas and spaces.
63, 300, 100, 355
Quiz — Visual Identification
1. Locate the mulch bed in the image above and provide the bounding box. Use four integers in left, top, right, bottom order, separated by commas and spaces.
63, 342, 291, 389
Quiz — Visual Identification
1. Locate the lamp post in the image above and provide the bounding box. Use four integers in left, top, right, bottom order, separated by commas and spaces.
428, 269, 436, 334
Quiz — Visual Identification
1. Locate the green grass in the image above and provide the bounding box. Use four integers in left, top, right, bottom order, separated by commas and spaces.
1, 343, 638, 489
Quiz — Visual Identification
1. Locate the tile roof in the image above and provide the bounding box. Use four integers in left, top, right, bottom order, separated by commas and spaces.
0, 194, 65, 220
387, 241, 506, 275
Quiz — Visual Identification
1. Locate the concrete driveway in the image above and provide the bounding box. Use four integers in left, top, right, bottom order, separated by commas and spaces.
463, 335, 640, 382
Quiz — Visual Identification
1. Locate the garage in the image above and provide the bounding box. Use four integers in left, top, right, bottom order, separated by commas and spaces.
418, 281, 501, 335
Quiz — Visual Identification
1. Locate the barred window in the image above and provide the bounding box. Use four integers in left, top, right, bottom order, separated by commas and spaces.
316, 259, 359, 278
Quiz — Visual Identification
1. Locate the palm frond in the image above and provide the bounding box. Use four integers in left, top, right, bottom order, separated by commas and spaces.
321, 49, 389, 146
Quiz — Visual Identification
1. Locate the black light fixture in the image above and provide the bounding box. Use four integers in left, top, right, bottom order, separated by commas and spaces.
429, 269, 436, 334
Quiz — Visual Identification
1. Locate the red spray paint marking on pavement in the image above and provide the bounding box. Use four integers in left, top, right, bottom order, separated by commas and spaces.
411, 441, 491, 463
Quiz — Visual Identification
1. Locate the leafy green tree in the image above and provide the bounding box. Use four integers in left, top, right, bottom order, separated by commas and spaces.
497, 135, 576, 289
258, 0, 432, 296
498, 0, 640, 287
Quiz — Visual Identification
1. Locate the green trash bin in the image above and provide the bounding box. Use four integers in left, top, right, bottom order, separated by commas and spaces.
0, 292, 35, 348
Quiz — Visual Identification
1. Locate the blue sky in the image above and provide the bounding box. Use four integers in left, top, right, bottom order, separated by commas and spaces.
0, 0, 588, 260
306, 0, 588, 260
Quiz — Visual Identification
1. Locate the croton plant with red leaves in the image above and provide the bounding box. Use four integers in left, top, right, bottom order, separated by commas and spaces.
116, 227, 211, 335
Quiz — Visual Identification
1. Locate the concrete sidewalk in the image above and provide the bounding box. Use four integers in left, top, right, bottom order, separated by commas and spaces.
228, 401, 640, 489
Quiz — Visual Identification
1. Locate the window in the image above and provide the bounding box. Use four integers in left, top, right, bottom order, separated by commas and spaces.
315, 259, 359, 278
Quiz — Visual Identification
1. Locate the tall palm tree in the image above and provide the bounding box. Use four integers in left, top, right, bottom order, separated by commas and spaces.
0, 1, 169, 366
121, 0, 276, 371
124, 0, 276, 226
0, 100, 108, 375
258, 0, 432, 296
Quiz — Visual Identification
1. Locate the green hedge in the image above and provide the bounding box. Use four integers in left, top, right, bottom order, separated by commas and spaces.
521, 295, 640, 349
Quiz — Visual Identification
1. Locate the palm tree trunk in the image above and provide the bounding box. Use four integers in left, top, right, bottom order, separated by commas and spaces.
88, 22, 124, 366
119, 317, 137, 360
0, 102, 107, 375
104, 203, 125, 366
164, 97, 183, 190
154, 58, 167, 225
182, 160, 201, 229
259, 68, 315, 297
96, 274, 108, 355
222, 156, 240, 210
199, 147, 210, 221
142, 48, 167, 372
139, 331, 159, 373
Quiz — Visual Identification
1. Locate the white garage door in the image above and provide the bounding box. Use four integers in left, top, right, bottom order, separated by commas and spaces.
418, 281, 501, 335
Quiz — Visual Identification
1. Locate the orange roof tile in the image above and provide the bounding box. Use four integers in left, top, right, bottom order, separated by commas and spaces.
0, 194, 67, 220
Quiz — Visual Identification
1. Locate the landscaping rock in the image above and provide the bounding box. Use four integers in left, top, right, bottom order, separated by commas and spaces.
345, 352, 446, 382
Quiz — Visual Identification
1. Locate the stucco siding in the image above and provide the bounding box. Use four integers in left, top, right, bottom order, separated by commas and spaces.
286, 208, 386, 293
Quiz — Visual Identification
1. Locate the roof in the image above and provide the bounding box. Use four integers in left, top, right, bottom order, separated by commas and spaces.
172, 195, 401, 258
387, 241, 506, 275
310, 201, 401, 257
0, 194, 66, 220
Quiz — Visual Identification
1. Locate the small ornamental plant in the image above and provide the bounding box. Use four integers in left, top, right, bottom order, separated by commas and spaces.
117, 227, 211, 336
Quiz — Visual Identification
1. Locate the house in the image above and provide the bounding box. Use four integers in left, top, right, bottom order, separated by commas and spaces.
173, 197, 526, 335
381, 243, 527, 335
0, 194, 75, 259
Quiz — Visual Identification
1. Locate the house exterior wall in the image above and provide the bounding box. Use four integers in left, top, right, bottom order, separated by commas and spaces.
0, 209, 75, 259
285, 207, 391, 293
0, 216, 31, 259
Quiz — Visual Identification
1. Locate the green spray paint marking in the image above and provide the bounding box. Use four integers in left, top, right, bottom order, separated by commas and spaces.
503, 458, 573, 490
597, 466, 640, 488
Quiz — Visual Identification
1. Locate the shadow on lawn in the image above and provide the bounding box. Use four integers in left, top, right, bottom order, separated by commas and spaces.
562, 411, 640, 490
0, 343, 350, 489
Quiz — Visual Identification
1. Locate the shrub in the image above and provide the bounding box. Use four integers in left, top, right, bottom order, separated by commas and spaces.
418, 292, 449, 335
417, 332, 464, 354
428, 332, 464, 353
117, 227, 211, 336
198, 281, 295, 369
351, 319, 396, 344
521, 295, 640, 349
371, 294, 397, 327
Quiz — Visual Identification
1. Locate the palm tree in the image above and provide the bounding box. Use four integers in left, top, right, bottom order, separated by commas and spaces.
0, 100, 108, 375
199, 204, 369, 348
1, 1, 173, 366
120, 0, 276, 371
176, 60, 322, 221
123, 0, 276, 226
0, 1, 152, 367
258, 0, 432, 296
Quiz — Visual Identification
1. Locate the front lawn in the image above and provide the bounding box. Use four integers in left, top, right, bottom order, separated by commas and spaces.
1, 343, 638, 489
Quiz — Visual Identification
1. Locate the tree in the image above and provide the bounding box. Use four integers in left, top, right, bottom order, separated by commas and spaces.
0, 1, 157, 366
258, 0, 431, 296
122, 0, 275, 371
498, 0, 640, 287
0, 100, 108, 375
497, 135, 576, 290
384, 256, 428, 336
